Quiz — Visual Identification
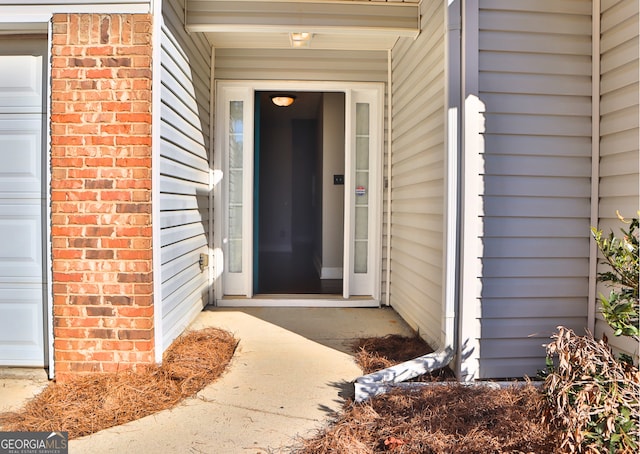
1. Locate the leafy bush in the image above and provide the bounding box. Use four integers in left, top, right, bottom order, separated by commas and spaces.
543, 327, 639, 453
591, 212, 639, 341
543, 213, 640, 452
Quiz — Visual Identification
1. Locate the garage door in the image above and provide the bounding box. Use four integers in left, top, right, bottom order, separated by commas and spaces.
0, 37, 47, 366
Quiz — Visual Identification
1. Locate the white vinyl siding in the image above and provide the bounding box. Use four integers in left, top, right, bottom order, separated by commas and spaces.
215, 49, 387, 83
388, 0, 445, 350
595, 0, 639, 360
159, 0, 211, 352
477, 0, 593, 378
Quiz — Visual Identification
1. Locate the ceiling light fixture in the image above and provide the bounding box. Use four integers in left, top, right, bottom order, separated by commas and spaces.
289, 32, 313, 48
271, 94, 296, 107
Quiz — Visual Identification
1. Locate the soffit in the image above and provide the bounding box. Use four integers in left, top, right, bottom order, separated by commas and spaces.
185, 0, 420, 51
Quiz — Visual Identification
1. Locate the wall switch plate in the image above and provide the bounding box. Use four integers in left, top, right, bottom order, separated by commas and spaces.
334, 174, 344, 185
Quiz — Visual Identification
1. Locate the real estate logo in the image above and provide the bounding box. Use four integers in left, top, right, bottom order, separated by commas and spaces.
0, 432, 68, 454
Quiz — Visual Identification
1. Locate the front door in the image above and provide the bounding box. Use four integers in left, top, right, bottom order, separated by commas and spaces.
0, 37, 47, 366
214, 82, 382, 302
254, 91, 340, 295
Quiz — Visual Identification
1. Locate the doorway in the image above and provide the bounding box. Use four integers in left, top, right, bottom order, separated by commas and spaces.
214, 81, 383, 304
254, 92, 344, 294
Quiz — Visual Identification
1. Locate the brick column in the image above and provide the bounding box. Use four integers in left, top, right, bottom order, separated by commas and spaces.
50, 14, 154, 380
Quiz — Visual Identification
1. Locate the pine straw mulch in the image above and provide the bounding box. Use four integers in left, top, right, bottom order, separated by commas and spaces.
0, 328, 237, 439
296, 334, 561, 453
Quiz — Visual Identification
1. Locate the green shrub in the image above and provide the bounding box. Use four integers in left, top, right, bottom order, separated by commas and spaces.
591, 212, 639, 341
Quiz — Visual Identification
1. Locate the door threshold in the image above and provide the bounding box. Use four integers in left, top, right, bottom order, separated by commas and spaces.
217, 295, 380, 308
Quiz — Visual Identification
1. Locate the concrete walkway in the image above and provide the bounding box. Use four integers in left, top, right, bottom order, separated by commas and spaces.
64, 307, 414, 453
0, 368, 49, 413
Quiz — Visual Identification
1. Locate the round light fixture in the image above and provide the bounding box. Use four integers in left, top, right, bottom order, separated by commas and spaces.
271, 95, 296, 107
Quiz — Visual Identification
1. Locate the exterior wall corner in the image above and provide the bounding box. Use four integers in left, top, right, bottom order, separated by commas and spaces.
50, 12, 154, 380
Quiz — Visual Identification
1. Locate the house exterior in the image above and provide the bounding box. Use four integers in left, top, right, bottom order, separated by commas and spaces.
0, 0, 637, 381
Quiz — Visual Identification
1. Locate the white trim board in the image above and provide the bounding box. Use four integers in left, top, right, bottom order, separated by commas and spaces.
217, 297, 380, 308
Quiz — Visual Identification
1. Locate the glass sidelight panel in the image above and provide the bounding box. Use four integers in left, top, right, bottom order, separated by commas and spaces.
228, 101, 243, 273
217, 85, 255, 297
354, 103, 369, 274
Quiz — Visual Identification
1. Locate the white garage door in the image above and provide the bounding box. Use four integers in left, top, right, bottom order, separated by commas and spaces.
0, 37, 47, 366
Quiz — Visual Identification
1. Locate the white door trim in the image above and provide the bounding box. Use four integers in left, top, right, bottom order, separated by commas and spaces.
213, 80, 384, 305
45, 24, 54, 378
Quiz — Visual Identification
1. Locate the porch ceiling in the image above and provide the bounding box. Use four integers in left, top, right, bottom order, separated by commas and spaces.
185, 0, 420, 50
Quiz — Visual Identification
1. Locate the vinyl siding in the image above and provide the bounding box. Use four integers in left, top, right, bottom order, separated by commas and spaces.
595, 0, 639, 360
159, 0, 211, 352
215, 49, 387, 83
477, 0, 593, 378
388, 0, 445, 350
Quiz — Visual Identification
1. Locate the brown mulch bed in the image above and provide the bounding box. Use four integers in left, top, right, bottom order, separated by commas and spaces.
296, 334, 561, 453
0, 328, 237, 439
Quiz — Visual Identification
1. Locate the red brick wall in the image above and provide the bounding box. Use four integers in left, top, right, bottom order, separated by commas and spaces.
50, 13, 154, 380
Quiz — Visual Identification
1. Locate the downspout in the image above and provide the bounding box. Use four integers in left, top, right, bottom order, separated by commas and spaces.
355, 0, 461, 402
587, 0, 600, 333
443, 0, 462, 383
